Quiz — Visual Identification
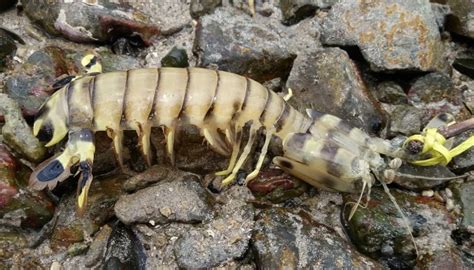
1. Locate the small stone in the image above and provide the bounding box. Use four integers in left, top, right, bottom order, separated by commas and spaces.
446, 198, 455, 211
161, 47, 189, 68
84, 225, 112, 267
388, 105, 422, 136
450, 130, 474, 173
190, 0, 222, 19
67, 242, 88, 257
115, 177, 214, 225
393, 162, 456, 190
422, 190, 434, 197
50, 261, 61, 270
280, 0, 336, 25
375, 81, 407, 104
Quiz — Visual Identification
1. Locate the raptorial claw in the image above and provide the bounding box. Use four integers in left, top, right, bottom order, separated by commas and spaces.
76, 161, 93, 215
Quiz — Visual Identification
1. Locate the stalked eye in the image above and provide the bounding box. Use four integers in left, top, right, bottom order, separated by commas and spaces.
36, 160, 64, 182
37, 123, 53, 143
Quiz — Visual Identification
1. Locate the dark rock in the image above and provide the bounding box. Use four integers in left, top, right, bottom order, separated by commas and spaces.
50, 175, 124, 251
84, 224, 113, 267
252, 207, 381, 269
408, 72, 463, 125
451, 181, 474, 232
321, 0, 445, 71
446, 0, 474, 39
343, 187, 457, 269
453, 50, 474, 79
393, 162, 456, 190
280, 0, 336, 25
375, 81, 408, 104
190, 0, 222, 19
416, 247, 466, 269
115, 177, 214, 225
388, 105, 422, 136
451, 131, 474, 173
286, 47, 385, 133
247, 168, 308, 203
161, 46, 189, 68
0, 28, 19, 71
174, 186, 255, 268
0, 94, 45, 162
103, 222, 147, 270
0, 144, 53, 229
194, 8, 296, 82
22, 0, 159, 45
4, 46, 78, 116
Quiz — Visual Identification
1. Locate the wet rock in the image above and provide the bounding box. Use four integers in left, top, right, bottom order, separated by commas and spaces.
174, 186, 255, 268
450, 130, 474, 173
453, 50, 474, 79
451, 181, 474, 232
0, 144, 54, 229
321, 0, 445, 71
190, 0, 222, 19
22, 0, 159, 45
247, 168, 308, 203
343, 187, 457, 269
102, 222, 147, 269
393, 162, 457, 190
50, 175, 124, 251
286, 47, 385, 133
301, 190, 347, 240
5, 46, 78, 116
446, 0, 474, 39
84, 224, 112, 267
280, 0, 336, 25
0, 28, 21, 71
194, 8, 296, 82
161, 46, 189, 68
388, 105, 422, 136
252, 207, 381, 269
0, 94, 45, 162
375, 81, 408, 104
115, 177, 214, 225
408, 72, 463, 125
416, 247, 466, 269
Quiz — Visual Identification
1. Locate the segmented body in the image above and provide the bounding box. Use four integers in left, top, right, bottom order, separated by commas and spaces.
30, 67, 401, 212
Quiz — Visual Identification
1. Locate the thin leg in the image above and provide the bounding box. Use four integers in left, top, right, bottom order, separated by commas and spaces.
203, 127, 231, 156
245, 127, 274, 183
216, 130, 242, 176
163, 125, 176, 166
221, 125, 257, 186
136, 122, 152, 166
107, 128, 124, 169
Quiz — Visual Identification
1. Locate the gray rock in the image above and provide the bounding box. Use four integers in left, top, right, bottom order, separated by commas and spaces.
280, 0, 337, 25
194, 8, 299, 82
446, 0, 474, 39
393, 163, 456, 190
286, 47, 384, 133
190, 0, 222, 19
115, 178, 214, 225
84, 225, 112, 267
344, 187, 457, 269
450, 130, 474, 173
252, 207, 381, 269
0, 28, 19, 71
408, 72, 463, 125
174, 186, 255, 268
389, 105, 422, 136
22, 0, 159, 44
321, 0, 445, 71
375, 81, 407, 104
451, 181, 474, 232
431, 2, 451, 29
50, 175, 124, 251
0, 94, 45, 162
